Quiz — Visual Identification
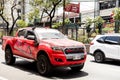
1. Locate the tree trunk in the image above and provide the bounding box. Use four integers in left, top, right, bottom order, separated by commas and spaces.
49, 17, 53, 28
9, 17, 19, 35
115, 20, 120, 33
0, 15, 9, 35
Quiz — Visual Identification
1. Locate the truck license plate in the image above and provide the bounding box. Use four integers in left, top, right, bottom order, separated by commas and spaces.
73, 55, 81, 60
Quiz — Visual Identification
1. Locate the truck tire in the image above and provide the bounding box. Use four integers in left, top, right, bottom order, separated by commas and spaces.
70, 63, 84, 72
36, 54, 52, 76
5, 47, 16, 65
94, 51, 105, 63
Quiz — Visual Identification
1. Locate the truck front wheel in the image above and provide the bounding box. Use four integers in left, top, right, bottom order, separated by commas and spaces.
5, 47, 16, 65
36, 54, 52, 76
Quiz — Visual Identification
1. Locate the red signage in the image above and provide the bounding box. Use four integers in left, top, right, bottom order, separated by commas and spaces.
65, 3, 80, 13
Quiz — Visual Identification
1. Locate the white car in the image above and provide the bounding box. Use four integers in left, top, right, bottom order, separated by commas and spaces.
89, 34, 120, 63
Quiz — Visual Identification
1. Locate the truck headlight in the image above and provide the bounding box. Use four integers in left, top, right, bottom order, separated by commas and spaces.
51, 46, 63, 52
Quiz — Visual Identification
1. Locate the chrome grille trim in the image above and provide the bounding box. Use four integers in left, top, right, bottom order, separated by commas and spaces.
64, 47, 84, 54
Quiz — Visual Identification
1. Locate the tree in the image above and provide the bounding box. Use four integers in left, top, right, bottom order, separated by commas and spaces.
0, 0, 21, 35
112, 8, 120, 33
28, 1, 40, 25
29, 0, 70, 28
52, 18, 71, 29
16, 20, 28, 28
0, 0, 9, 35
84, 17, 93, 38
94, 16, 104, 34
113, 8, 120, 20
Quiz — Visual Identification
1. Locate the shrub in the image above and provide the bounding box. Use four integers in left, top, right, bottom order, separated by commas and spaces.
16, 20, 28, 28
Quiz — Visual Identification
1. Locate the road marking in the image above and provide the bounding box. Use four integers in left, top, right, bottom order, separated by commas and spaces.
0, 76, 8, 80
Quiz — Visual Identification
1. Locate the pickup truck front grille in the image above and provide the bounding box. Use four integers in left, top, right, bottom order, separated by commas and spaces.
64, 47, 84, 54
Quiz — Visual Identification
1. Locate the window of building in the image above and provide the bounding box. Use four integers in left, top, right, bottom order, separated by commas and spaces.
99, 0, 116, 10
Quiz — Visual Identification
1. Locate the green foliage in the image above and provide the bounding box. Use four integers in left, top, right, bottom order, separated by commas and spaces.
113, 8, 120, 21
65, 18, 71, 24
29, 0, 67, 13
16, 20, 28, 28
52, 22, 61, 28
78, 36, 91, 44
29, 0, 70, 28
84, 17, 93, 27
52, 18, 71, 28
94, 16, 104, 27
102, 27, 114, 33
29, 0, 43, 6
28, 8, 40, 23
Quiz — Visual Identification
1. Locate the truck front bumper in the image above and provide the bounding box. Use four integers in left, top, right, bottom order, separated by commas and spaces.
50, 53, 87, 67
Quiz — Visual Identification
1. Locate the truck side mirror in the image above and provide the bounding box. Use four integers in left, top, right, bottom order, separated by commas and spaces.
27, 35, 39, 46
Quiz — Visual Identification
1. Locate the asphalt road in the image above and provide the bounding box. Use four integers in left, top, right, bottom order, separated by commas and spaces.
0, 46, 120, 80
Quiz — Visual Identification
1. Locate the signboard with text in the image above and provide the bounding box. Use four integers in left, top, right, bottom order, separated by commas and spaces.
65, 3, 80, 13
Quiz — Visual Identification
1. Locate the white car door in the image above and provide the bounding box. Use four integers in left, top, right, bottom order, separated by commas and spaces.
104, 36, 120, 59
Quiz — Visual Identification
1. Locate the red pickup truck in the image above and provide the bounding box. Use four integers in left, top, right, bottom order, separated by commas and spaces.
2, 27, 87, 76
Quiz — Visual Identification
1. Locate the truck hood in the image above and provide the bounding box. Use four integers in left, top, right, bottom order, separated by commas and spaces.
41, 39, 84, 47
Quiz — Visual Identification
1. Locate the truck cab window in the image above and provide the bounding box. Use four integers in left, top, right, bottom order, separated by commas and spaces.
18, 29, 26, 37
25, 31, 35, 40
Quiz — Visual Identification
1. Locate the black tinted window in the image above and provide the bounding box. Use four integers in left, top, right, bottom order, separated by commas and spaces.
105, 36, 120, 44
26, 31, 35, 37
97, 36, 106, 43
18, 29, 26, 37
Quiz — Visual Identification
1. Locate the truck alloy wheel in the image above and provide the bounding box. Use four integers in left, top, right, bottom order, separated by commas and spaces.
5, 48, 16, 65
94, 51, 105, 63
37, 54, 52, 76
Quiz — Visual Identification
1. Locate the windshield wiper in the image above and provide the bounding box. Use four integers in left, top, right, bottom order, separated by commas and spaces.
51, 38, 59, 39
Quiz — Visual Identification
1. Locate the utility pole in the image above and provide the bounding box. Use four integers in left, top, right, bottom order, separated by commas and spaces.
22, 0, 25, 21
94, 0, 99, 17
94, 0, 99, 32
62, 0, 65, 34
115, 0, 119, 33
116, 0, 119, 8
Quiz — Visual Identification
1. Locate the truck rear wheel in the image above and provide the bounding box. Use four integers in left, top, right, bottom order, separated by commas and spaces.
36, 54, 52, 76
70, 63, 84, 72
5, 47, 16, 65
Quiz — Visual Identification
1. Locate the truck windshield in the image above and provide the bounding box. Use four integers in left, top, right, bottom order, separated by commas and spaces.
35, 29, 66, 39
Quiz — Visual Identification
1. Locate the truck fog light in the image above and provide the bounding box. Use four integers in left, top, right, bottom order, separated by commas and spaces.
55, 58, 63, 62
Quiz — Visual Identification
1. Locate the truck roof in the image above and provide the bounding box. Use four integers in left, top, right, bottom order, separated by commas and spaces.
18, 27, 59, 33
